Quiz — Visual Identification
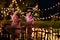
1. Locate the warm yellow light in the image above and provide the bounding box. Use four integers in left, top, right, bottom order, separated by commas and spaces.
20, 0, 21, 2
58, 2, 60, 5
16, 4, 18, 6
1, 15, 3, 17
15, 1, 17, 3
23, 2, 24, 4
4, 11, 6, 14
7, 13, 8, 15
1, 11, 3, 13
6, 10, 8, 11
32, 28, 35, 31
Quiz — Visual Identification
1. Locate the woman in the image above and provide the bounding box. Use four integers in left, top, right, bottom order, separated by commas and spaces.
25, 11, 34, 40
11, 10, 21, 38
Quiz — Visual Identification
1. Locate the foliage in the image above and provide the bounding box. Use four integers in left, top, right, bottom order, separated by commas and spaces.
0, 20, 60, 28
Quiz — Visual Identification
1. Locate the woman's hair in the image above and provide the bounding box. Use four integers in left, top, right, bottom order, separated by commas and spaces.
26, 11, 32, 14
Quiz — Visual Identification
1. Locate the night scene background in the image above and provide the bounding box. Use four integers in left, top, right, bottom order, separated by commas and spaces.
0, 0, 60, 40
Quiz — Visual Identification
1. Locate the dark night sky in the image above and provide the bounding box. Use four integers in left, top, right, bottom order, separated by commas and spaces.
36, 0, 59, 9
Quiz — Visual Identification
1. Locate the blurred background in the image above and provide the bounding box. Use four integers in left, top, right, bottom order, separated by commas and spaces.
0, 0, 60, 40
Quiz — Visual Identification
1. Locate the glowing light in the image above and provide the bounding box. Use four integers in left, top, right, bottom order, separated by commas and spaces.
46, 29, 48, 32
10, 4, 12, 7
12, 8, 14, 11
7, 13, 8, 15
15, 1, 17, 3
53, 6, 55, 8
32, 28, 34, 31
16, 4, 18, 6
46, 17, 47, 19
39, 28, 41, 31
4, 11, 6, 14
20, 0, 21, 2
1, 15, 3, 17
1, 11, 3, 13
37, 18, 40, 20
45, 9, 47, 11
42, 17, 44, 20
56, 16, 58, 18
39, 9, 41, 11
19, 10, 22, 13
12, 0, 14, 3
1, 8, 3, 9
23, 2, 24, 4
4, 8, 5, 10
10, 15, 12, 17
50, 7, 52, 9
17, 9, 20, 11
51, 15, 53, 17
6, 10, 8, 11
48, 17, 50, 19
55, 4, 57, 6
17, 7, 19, 8
42, 28, 45, 32
58, 2, 60, 5
48, 8, 49, 10
7, 8, 9, 10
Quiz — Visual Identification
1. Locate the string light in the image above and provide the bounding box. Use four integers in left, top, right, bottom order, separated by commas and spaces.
46, 17, 47, 19
51, 15, 53, 17
48, 17, 50, 19
15, 1, 17, 4
12, 0, 14, 3
50, 7, 52, 9
16, 4, 18, 6
10, 15, 12, 17
48, 8, 49, 10
4, 8, 5, 10
53, 6, 55, 8
7, 13, 9, 15
45, 9, 47, 11
39, 9, 41, 11
42, 17, 44, 20
1, 8, 3, 9
6, 10, 8, 11
4, 11, 6, 14
1, 15, 3, 17
56, 16, 58, 18
58, 2, 60, 5
20, 0, 21, 2
55, 4, 57, 6
1, 11, 3, 13
23, 2, 24, 4
43, 2, 59, 11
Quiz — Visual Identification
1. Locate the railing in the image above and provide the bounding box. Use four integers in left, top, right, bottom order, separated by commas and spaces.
0, 24, 60, 40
